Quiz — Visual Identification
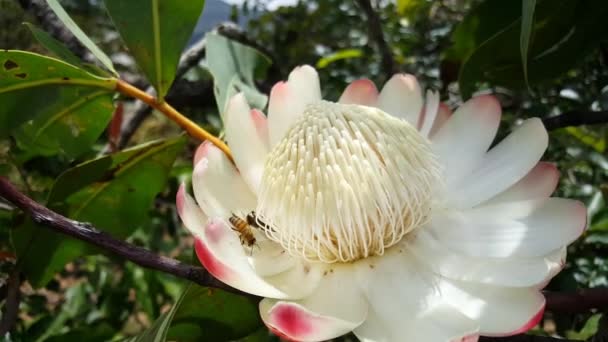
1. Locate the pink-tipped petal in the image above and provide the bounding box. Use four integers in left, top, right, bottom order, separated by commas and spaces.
191, 144, 256, 217
429, 102, 452, 138
260, 266, 367, 342
224, 93, 270, 194
175, 184, 207, 238
448, 118, 548, 209
484, 162, 560, 205
431, 198, 586, 258
268, 66, 322, 147
432, 95, 502, 187
339, 79, 378, 106
193, 219, 291, 299
377, 74, 423, 125
193, 141, 212, 167
440, 279, 545, 336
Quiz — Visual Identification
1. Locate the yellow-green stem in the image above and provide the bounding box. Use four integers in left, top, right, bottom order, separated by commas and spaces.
115, 79, 233, 160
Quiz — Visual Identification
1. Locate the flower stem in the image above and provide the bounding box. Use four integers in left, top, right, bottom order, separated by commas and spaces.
115, 79, 233, 160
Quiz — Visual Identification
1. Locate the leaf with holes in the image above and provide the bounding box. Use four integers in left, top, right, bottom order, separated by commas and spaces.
205, 32, 271, 115
12, 136, 187, 287
0, 51, 116, 148
103, 0, 206, 98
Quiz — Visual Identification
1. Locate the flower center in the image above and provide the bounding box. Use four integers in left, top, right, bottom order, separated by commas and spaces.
256, 101, 442, 263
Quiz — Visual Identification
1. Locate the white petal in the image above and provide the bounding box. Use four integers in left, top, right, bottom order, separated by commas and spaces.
191, 143, 256, 217
224, 93, 270, 194
339, 79, 378, 106
268, 65, 321, 146
484, 162, 559, 205
448, 118, 548, 208
418, 90, 440, 137
440, 280, 545, 336
193, 218, 319, 299
410, 229, 566, 287
430, 198, 586, 258
248, 238, 295, 277
432, 95, 501, 187
354, 250, 478, 342
377, 74, 423, 126
176, 184, 207, 237
260, 266, 367, 342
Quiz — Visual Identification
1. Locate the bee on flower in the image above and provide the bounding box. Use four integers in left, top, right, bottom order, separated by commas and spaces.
176, 65, 586, 342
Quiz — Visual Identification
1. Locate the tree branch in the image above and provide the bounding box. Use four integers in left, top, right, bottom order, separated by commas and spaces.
354, 0, 398, 78
0, 177, 236, 294
481, 335, 580, 342
542, 110, 608, 131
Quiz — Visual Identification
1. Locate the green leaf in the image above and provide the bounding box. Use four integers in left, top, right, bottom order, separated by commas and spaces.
45, 0, 117, 76
167, 285, 262, 342
13, 90, 114, 158
0, 50, 116, 140
205, 32, 271, 115
103, 0, 206, 98
24, 22, 82, 67
127, 283, 189, 342
12, 136, 187, 287
316, 48, 363, 69
520, 0, 536, 91
566, 313, 602, 340
450, 0, 608, 98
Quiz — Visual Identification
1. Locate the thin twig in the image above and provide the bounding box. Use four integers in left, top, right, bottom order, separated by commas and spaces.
354, 0, 397, 79
0, 269, 21, 335
0, 177, 237, 294
542, 110, 608, 131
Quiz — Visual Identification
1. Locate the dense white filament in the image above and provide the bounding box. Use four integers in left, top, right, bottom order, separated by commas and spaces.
257, 101, 442, 263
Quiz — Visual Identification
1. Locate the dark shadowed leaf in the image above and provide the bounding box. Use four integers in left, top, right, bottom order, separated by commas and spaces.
205, 32, 270, 115
102, 0, 206, 98
0, 51, 116, 141
125, 283, 189, 342
12, 136, 187, 287
45, 0, 117, 75
520, 0, 536, 90
446, 0, 608, 98
166, 285, 262, 342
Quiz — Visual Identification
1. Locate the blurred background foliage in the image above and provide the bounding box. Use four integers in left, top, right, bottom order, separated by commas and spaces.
0, 0, 608, 340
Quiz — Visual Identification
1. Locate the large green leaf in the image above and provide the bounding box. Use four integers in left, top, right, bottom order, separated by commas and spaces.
205, 32, 271, 115
12, 136, 187, 287
45, 0, 117, 76
0, 51, 116, 148
167, 285, 262, 342
446, 0, 608, 98
103, 0, 206, 98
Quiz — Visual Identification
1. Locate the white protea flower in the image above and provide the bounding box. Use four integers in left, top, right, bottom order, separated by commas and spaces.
176, 65, 586, 342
